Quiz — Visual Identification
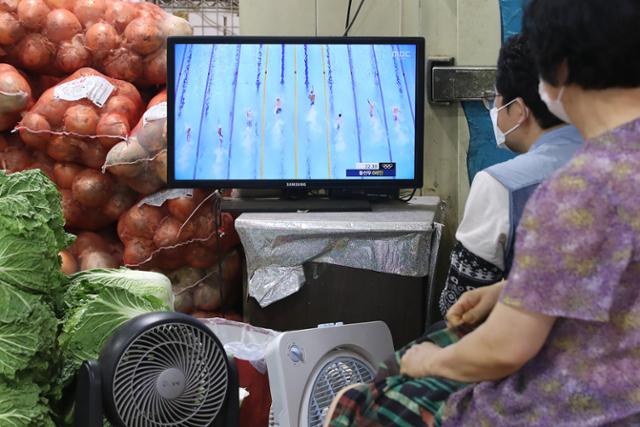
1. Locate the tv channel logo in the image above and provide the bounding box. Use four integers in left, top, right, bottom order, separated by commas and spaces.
392, 50, 411, 59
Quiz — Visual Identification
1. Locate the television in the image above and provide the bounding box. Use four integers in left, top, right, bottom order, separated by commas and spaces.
167, 36, 425, 195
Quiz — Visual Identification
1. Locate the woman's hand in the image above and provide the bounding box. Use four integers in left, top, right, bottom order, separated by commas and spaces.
446, 281, 506, 329
399, 342, 441, 378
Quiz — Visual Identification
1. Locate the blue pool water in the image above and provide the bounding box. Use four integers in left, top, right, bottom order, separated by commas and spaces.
173, 43, 417, 181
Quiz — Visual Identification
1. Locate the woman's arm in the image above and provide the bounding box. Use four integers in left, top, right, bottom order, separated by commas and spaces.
401, 302, 556, 383
446, 281, 506, 329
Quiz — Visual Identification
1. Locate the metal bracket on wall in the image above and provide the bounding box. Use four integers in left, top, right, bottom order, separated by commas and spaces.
427, 57, 497, 105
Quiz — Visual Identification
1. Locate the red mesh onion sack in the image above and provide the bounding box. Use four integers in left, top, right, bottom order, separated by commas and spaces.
0, 0, 191, 85
17, 67, 144, 169
103, 88, 166, 194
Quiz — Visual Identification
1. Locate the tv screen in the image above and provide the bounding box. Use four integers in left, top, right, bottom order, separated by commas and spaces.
167, 36, 425, 190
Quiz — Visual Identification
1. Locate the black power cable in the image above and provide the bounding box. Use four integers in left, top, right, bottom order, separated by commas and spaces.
343, 0, 366, 36
399, 188, 417, 202
345, 0, 353, 31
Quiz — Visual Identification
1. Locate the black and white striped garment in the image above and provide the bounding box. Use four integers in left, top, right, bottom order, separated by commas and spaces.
438, 241, 504, 317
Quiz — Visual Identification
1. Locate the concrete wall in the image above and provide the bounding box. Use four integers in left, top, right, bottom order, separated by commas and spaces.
239, 0, 316, 35
240, 0, 413, 37
239, 0, 501, 286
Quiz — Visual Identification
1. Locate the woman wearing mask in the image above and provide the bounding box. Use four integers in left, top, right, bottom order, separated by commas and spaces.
326, 0, 640, 425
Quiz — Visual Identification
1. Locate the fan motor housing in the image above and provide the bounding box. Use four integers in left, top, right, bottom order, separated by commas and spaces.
156, 367, 186, 399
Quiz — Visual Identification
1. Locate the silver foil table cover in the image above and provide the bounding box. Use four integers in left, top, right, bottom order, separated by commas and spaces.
235, 196, 442, 307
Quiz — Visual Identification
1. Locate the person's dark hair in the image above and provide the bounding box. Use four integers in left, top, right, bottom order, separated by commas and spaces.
523, 0, 640, 89
496, 34, 563, 129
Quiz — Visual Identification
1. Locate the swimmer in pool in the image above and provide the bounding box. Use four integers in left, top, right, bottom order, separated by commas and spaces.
309, 88, 316, 106
275, 97, 283, 114
246, 109, 254, 127
368, 99, 375, 117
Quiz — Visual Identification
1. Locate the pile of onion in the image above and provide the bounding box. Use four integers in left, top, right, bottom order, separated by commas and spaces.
0, 132, 55, 179
166, 249, 243, 315
60, 230, 124, 274
104, 89, 166, 194
0, 63, 33, 131
55, 163, 137, 230
17, 67, 143, 169
117, 189, 240, 271
0, 0, 192, 84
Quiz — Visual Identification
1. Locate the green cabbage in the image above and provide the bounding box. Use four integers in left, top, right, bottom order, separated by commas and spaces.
66, 268, 174, 310
0, 169, 67, 244
0, 284, 39, 324
0, 298, 57, 381
0, 170, 69, 426
0, 381, 55, 427
0, 170, 72, 426
57, 281, 173, 396
0, 170, 73, 298
0, 171, 176, 425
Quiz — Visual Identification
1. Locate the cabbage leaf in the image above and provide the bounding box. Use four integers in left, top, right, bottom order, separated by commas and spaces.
66, 268, 174, 310
0, 285, 38, 324
57, 285, 171, 394
0, 170, 73, 425
0, 170, 73, 297
0, 300, 57, 381
0, 382, 55, 427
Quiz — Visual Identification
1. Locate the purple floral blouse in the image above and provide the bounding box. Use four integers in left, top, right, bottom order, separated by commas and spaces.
443, 118, 640, 426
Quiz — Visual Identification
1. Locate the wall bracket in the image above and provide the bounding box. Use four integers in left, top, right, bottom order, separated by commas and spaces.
428, 57, 497, 105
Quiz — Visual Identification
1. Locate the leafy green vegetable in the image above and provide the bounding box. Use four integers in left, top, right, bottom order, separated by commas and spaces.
0, 300, 57, 381
0, 172, 179, 425
57, 285, 171, 394
0, 169, 68, 247
0, 232, 65, 296
0, 170, 73, 425
66, 268, 174, 310
0, 170, 73, 297
0, 382, 55, 427
0, 285, 39, 324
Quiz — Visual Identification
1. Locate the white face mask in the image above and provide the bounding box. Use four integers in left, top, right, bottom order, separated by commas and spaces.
490, 98, 522, 150
538, 80, 571, 123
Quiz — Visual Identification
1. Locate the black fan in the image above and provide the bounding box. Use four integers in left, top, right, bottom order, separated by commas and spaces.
74, 312, 239, 427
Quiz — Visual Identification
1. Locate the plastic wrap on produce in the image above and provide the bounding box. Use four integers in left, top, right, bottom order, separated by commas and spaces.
236, 198, 440, 307
202, 318, 280, 374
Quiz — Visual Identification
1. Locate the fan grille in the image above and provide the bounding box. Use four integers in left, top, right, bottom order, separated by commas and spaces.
112, 322, 228, 427
307, 356, 375, 427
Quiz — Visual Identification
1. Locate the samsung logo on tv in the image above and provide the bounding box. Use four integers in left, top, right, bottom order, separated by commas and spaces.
286, 182, 307, 187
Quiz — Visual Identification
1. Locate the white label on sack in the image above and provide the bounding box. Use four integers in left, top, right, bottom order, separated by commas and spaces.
53, 76, 115, 107
143, 102, 167, 125
140, 188, 193, 207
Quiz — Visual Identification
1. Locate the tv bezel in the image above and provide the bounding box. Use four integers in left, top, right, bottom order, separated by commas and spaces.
167, 35, 425, 190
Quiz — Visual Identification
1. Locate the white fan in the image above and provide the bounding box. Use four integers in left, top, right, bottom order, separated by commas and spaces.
266, 321, 394, 427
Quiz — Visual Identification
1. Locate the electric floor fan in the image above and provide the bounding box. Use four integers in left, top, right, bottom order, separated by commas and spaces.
266, 321, 394, 427
74, 311, 239, 427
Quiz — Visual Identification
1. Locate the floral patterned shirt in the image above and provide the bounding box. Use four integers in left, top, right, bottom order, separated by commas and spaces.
443, 118, 640, 426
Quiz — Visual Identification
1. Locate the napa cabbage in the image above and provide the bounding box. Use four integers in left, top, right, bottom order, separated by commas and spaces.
56, 270, 173, 395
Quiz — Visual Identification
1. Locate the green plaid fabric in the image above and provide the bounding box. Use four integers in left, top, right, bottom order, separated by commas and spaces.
328, 327, 467, 427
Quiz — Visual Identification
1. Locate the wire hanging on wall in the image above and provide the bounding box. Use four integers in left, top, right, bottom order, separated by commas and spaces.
345, 0, 353, 30
343, 0, 366, 36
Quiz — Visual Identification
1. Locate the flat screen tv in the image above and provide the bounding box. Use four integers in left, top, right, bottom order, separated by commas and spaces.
167, 36, 425, 192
